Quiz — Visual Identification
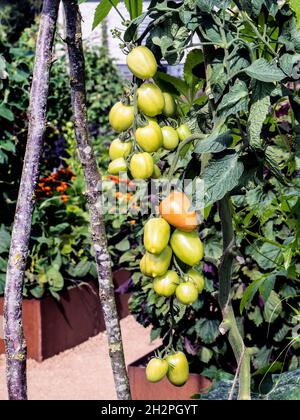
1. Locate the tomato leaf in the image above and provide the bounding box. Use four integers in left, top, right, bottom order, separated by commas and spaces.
124, 0, 143, 19
155, 71, 190, 99
244, 58, 286, 82
202, 152, 244, 206
194, 131, 233, 154
93, 0, 120, 30
183, 48, 204, 87
289, 0, 300, 28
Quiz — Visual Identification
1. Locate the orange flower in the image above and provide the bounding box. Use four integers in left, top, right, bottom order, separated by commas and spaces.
130, 220, 136, 225
115, 192, 123, 199
126, 193, 133, 201
61, 194, 69, 203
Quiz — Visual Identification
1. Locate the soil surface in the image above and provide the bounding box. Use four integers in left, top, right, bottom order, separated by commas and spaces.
0, 316, 159, 400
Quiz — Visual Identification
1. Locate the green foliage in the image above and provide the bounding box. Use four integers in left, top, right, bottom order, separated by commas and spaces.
0, 22, 124, 297
199, 368, 300, 400
126, 0, 300, 380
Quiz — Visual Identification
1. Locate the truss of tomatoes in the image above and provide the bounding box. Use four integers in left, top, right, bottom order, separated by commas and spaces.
107, 46, 205, 387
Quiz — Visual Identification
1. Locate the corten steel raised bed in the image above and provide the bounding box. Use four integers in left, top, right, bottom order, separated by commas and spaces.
0, 269, 131, 361
128, 349, 212, 400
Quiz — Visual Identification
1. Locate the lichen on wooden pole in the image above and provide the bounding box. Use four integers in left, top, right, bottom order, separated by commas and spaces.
62, 0, 131, 400
3, 0, 60, 400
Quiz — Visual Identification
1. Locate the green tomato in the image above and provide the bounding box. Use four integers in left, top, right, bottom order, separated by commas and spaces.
146, 358, 168, 383
162, 126, 179, 150
126, 46, 157, 80
140, 245, 172, 277
166, 352, 189, 387
175, 281, 198, 305
130, 152, 154, 179
176, 124, 192, 141
136, 121, 163, 152
109, 102, 134, 132
137, 82, 165, 117
144, 218, 171, 254
185, 268, 204, 293
108, 158, 127, 175
109, 138, 133, 160
162, 92, 176, 117
151, 164, 161, 179
170, 229, 204, 266
153, 270, 179, 297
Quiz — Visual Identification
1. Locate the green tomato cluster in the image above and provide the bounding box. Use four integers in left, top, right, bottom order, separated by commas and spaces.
141, 217, 204, 306
146, 352, 189, 387
107, 46, 192, 181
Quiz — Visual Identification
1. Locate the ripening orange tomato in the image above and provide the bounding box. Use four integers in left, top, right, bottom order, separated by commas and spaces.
159, 191, 198, 232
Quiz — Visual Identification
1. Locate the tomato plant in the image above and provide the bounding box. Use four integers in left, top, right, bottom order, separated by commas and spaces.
103, 0, 300, 400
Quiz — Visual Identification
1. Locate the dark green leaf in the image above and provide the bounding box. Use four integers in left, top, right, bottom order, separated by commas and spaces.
202, 152, 244, 206
244, 59, 286, 82
93, 0, 120, 30
194, 131, 232, 154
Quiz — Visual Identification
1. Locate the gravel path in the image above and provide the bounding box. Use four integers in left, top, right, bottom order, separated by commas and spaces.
0, 316, 159, 400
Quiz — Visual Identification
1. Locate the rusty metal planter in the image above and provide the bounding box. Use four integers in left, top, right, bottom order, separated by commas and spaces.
0, 269, 130, 361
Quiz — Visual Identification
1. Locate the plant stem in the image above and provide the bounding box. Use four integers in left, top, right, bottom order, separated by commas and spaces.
3, 0, 60, 401
218, 196, 251, 400
241, 12, 276, 56
63, 0, 131, 400
167, 134, 206, 180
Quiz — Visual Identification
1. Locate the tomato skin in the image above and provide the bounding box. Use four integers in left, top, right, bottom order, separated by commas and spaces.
136, 121, 163, 152
170, 229, 204, 266
185, 268, 204, 293
109, 102, 134, 132
153, 270, 179, 297
162, 126, 179, 150
162, 92, 176, 117
144, 218, 170, 254
151, 164, 161, 179
126, 46, 157, 80
137, 83, 165, 117
140, 245, 172, 277
176, 124, 192, 141
108, 158, 127, 175
175, 281, 198, 305
109, 139, 132, 160
130, 152, 154, 179
166, 352, 189, 387
146, 358, 168, 383
159, 191, 198, 232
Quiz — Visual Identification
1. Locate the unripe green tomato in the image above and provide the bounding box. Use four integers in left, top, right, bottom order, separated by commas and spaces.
153, 270, 179, 297
109, 139, 133, 160
185, 268, 204, 293
140, 245, 172, 277
130, 152, 154, 179
144, 218, 171, 254
146, 116, 158, 123
152, 164, 161, 179
137, 83, 165, 117
175, 281, 198, 305
126, 46, 157, 80
136, 121, 163, 152
166, 352, 189, 387
176, 124, 192, 141
162, 92, 177, 117
170, 229, 204, 266
162, 126, 179, 150
66, 121, 74, 129
109, 102, 134, 132
108, 158, 127, 175
146, 358, 168, 383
